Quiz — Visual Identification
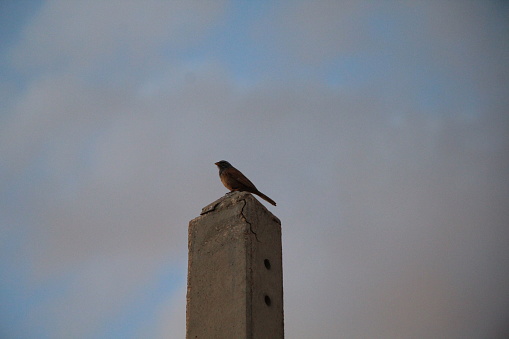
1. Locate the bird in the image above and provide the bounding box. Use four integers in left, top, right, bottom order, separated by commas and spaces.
214, 160, 276, 206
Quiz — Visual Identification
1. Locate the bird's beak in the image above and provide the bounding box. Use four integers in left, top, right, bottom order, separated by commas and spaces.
214, 162, 219, 166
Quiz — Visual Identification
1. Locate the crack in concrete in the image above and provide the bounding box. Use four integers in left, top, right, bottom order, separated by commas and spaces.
240, 198, 260, 242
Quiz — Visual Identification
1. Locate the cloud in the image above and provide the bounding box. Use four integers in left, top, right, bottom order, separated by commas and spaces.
1, 1, 508, 338
9, 0, 227, 72
150, 285, 186, 339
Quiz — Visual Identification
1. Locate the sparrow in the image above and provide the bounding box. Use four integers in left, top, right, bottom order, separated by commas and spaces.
215, 160, 276, 206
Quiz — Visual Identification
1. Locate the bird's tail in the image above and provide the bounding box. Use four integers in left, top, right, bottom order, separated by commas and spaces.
255, 191, 277, 206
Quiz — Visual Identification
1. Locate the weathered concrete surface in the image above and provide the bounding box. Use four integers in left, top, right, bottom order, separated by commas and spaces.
186, 191, 284, 339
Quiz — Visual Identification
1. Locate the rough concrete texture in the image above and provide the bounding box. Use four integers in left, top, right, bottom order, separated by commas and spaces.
186, 191, 284, 339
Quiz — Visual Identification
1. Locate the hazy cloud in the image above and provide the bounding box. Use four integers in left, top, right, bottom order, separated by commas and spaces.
1, 1, 508, 338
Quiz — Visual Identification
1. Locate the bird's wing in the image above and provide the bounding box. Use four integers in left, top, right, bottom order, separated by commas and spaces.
226, 168, 257, 190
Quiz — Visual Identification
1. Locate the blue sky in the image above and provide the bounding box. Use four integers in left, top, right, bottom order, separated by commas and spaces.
1, 1, 509, 338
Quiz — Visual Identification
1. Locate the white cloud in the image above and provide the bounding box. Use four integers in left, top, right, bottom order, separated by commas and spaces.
149, 285, 186, 339
9, 0, 227, 71
1, 1, 508, 338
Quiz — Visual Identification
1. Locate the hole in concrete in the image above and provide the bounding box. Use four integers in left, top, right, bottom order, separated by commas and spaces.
264, 295, 271, 306
264, 259, 271, 270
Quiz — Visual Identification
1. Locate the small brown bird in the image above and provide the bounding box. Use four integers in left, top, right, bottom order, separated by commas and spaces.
215, 160, 276, 206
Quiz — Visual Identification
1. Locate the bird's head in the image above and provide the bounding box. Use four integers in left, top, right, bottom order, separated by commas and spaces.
215, 160, 232, 170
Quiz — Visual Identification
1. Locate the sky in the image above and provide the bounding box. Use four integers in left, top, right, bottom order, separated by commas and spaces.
1, 1, 508, 338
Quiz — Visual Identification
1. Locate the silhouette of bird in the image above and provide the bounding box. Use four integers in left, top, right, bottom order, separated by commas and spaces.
214, 160, 276, 206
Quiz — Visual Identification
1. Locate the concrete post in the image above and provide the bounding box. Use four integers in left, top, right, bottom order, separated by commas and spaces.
186, 191, 284, 339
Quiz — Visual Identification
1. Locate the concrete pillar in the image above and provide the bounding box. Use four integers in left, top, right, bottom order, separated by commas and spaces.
186, 191, 284, 339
